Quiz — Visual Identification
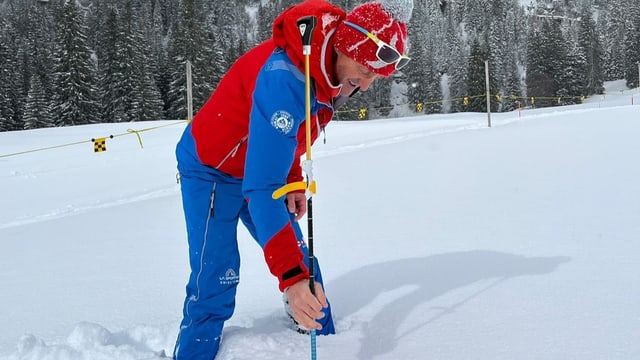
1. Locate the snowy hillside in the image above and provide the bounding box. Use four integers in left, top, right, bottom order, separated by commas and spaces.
1, 81, 639, 359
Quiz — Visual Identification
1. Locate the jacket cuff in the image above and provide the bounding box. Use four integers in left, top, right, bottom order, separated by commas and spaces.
279, 264, 309, 292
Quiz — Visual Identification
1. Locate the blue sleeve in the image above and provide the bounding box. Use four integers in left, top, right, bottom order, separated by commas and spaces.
242, 50, 307, 248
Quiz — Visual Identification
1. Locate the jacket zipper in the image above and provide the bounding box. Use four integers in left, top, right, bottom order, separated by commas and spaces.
215, 135, 248, 169
209, 183, 217, 217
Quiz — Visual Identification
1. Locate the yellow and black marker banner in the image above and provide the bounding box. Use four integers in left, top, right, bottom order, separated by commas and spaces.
92, 137, 107, 152
0, 120, 188, 160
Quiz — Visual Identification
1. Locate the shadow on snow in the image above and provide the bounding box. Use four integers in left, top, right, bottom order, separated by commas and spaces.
327, 250, 570, 359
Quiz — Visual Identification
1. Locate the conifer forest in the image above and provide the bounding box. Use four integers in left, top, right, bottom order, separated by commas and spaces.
0, 0, 639, 131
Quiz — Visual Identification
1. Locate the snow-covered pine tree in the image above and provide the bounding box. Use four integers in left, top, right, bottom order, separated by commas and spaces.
98, 7, 127, 123
149, 0, 172, 118
488, 0, 524, 112
166, 0, 223, 120
27, 0, 56, 103
623, 1, 640, 88
0, 17, 20, 131
123, 0, 164, 122
51, 0, 100, 126
211, 0, 253, 67
467, 38, 498, 112
443, 14, 469, 113
599, 0, 627, 81
575, 4, 604, 95
526, 19, 568, 107
7, 0, 57, 130
556, 44, 587, 105
406, 0, 442, 114
23, 75, 54, 129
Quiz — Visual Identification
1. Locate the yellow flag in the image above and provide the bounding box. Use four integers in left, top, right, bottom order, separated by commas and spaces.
93, 138, 107, 153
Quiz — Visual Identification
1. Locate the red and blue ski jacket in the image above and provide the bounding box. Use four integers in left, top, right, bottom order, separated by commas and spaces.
188, 0, 346, 291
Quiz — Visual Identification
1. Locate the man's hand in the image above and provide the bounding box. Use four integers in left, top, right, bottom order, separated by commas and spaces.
286, 192, 307, 221
285, 279, 328, 331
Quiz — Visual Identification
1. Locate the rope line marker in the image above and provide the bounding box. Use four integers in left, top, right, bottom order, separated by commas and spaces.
0, 120, 187, 159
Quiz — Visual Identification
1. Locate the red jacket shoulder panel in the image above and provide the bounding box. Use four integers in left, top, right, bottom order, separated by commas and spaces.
191, 41, 276, 177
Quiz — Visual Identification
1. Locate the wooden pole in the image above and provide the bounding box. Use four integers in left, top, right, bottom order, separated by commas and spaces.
485, 60, 491, 128
186, 61, 193, 121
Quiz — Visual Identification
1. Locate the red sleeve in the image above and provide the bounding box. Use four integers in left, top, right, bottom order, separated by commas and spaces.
263, 224, 309, 291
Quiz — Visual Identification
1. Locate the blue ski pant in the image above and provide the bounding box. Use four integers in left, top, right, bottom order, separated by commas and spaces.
173, 129, 334, 360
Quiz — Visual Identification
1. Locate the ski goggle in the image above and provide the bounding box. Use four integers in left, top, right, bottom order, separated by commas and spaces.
343, 21, 410, 70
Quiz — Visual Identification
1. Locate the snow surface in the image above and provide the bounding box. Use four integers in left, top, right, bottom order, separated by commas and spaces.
1, 81, 639, 359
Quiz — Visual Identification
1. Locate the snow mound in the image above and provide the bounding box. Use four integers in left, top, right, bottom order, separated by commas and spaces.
8, 323, 173, 360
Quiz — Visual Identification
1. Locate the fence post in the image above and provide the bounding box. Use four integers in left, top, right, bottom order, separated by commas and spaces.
186, 61, 193, 121
485, 60, 491, 128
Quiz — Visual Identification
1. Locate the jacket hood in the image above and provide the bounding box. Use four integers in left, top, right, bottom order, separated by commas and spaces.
272, 0, 345, 103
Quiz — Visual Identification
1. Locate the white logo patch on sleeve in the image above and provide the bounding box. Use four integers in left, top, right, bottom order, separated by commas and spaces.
270, 110, 294, 135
